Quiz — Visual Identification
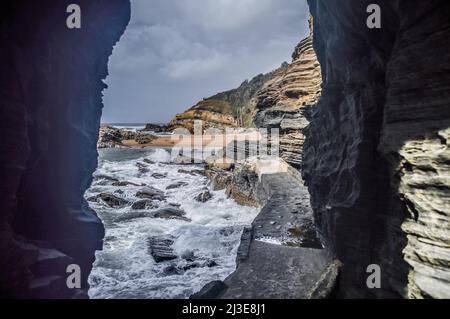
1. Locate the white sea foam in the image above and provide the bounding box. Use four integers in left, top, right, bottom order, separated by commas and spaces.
86, 148, 259, 299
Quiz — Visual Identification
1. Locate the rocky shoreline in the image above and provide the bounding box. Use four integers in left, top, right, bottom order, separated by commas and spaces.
192, 160, 336, 299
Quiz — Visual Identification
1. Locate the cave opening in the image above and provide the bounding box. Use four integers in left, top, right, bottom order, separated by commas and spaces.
1, 0, 448, 300
86, 0, 318, 299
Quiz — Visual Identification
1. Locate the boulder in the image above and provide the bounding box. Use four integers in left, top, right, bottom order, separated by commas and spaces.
195, 190, 212, 203
151, 172, 168, 179
114, 211, 154, 222
148, 237, 178, 263
153, 207, 190, 222
166, 182, 188, 190
190, 281, 227, 299
112, 181, 140, 187
131, 199, 159, 210
135, 187, 166, 201
89, 193, 129, 208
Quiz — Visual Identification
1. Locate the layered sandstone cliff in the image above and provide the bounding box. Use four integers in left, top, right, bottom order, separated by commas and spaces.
303, 0, 450, 298
252, 29, 321, 168
170, 31, 322, 169
168, 72, 277, 132
0, 0, 130, 298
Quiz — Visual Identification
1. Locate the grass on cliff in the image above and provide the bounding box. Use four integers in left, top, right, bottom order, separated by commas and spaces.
192, 99, 235, 115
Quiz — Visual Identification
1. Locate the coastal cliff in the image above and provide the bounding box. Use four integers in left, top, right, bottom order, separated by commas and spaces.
0, 0, 130, 298
252, 27, 321, 168
168, 71, 278, 132
303, 0, 450, 298
169, 29, 322, 168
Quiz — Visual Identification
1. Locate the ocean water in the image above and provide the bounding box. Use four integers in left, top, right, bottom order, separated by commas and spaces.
86, 148, 259, 299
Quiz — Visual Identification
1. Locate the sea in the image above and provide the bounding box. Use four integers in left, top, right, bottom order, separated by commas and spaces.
86, 125, 259, 299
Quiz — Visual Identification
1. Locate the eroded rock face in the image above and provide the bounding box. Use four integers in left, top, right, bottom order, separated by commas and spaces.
252, 27, 322, 168
168, 71, 278, 132
303, 0, 450, 298
0, 0, 130, 298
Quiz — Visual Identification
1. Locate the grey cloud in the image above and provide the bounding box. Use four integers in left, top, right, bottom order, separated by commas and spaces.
102, 0, 310, 123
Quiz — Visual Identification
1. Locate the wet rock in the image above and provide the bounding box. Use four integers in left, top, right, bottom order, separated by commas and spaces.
206, 260, 217, 268
307, 260, 342, 299
93, 174, 120, 186
205, 168, 233, 191
112, 181, 140, 187
183, 262, 200, 271
151, 172, 168, 179
131, 199, 159, 210
225, 166, 260, 207
181, 250, 196, 262
195, 190, 212, 203
163, 264, 184, 276
89, 193, 129, 208
136, 162, 150, 174
143, 159, 155, 164
153, 207, 190, 222
136, 187, 166, 201
87, 196, 98, 203
178, 169, 206, 176
190, 281, 227, 299
114, 211, 154, 222
236, 227, 253, 263
148, 237, 178, 263
94, 174, 119, 183
166, 182, 188, 190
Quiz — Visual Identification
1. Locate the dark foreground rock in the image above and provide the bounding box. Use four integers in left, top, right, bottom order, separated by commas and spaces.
303, 0, 450, 298
307, 260, 342, 299
0, 0, 130, 298
191, 281, 227, 299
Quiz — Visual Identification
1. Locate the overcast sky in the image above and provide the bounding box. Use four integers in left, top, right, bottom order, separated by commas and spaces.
102, 0, 310, 124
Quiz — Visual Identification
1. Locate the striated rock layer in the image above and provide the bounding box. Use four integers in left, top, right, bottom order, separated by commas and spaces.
168, 72, 277, 132
303, 0, 450, 298
252, 28, 322, 168
0, 0, 130, 298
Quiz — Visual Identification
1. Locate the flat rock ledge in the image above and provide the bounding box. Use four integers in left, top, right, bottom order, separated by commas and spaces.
192, 164, 337, 299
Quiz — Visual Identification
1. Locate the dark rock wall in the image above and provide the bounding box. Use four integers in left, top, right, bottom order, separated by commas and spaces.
304, 0, 450, 298
0, 0, 130, 298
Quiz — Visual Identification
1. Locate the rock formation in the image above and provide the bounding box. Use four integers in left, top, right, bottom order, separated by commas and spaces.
168, 70, 279, 132
97, 125, 155, 148
0, 0, 448, 300
252, 24, 322, 168
303, 0, 450, 298
0, 0, 130, 298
